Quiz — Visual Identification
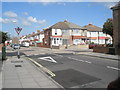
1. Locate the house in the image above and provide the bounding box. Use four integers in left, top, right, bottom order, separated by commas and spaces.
43, 20, 87, 49
21, 30, 44, 47
82, 24, 112, 44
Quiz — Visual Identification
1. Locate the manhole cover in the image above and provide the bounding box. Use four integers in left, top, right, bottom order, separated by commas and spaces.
52, 69, 100, 88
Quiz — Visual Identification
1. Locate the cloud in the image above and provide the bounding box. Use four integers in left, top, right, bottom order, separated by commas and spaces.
23, 12, 28, 16
22, 21, 31, 26
0, 17, 18, 23
28, 16, 37, 23
104, 2, 117, 9
4, 11, 17, 17
37, 19, 46, 24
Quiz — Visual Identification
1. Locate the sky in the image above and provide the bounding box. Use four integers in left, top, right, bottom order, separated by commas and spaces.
0, 1, 118, 37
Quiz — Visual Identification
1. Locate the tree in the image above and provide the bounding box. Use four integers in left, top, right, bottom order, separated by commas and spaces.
0, 31, 9, 44
102, 18, 113, 38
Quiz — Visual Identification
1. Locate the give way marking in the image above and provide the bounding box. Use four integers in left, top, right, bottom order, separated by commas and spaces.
38, 56, 57, 63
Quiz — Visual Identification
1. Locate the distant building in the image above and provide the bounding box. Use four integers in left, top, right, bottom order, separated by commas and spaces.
83, 24, 112, 44
20, 30, 44, 47
11, 37, 19, 44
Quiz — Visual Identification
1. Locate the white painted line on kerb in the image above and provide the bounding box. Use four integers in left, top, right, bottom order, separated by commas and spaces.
107, 66, 120, 71
28, 58, 56, 77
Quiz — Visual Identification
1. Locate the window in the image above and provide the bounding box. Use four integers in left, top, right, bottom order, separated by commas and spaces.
62, 30, 69, 35
54, 38, 56, 44
55, 29, 57, 35
75, 30, 79, 34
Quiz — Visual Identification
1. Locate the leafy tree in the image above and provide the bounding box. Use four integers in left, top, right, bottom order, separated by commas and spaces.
102, 18, 113, 38
0, 31, 9, 44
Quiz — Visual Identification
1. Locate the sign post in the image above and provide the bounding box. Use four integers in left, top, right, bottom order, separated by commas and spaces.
15, 27, 22, 59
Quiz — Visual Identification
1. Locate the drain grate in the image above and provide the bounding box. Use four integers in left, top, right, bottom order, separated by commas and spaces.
15, 65, 22, 67
11, 61, 23, 63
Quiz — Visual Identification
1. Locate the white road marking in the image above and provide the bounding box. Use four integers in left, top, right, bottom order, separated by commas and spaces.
68, 57, 92, 64
84, 61, 92, 64
38, 56, 57, 63
53, 54, 63, 57
107, 66, 120, 71
34, 54, 39, 55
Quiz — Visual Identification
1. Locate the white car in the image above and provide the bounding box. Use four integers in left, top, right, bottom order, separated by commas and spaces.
12, 44, 20, 49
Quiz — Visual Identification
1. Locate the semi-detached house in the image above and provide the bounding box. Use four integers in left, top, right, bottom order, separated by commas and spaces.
83, 24, 112, 44
43, 20, 112, 49
43, 20, 87, 48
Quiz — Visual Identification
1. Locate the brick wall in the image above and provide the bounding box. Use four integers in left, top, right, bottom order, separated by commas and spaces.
112, 4, 120, 55
93, 47, 109, 53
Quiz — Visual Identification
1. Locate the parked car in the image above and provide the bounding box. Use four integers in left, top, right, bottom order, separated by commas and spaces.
89, 44, 97, 49
10, 43, 15, 47
23, 42, 29, 47
12, 44, 20, 49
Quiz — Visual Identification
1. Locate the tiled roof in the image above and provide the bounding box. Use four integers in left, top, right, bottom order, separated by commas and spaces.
26, 30, 44, 38
47, 20, 82, 30
82, 24, 102, 32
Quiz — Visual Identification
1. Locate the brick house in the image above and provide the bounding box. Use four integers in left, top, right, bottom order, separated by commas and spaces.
43, 20, 87, 48
82, 24, 112, 44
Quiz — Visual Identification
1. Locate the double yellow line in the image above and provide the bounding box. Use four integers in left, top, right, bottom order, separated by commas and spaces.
28, 58, 56, 77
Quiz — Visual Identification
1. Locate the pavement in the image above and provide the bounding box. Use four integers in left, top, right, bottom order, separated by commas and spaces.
1, 55, 64, 89
52, 48, 119, 60
0, 51, 2, 90
75, 51, 119, 60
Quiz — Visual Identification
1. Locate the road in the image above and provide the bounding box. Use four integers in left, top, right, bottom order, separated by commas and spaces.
7, 46, 119, 88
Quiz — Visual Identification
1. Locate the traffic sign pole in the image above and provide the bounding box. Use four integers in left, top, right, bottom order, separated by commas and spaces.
15, 27, 22, 59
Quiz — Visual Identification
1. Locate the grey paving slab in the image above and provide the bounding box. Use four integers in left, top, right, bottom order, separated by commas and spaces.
0, 72, 2, 90
2, 56, 62, 88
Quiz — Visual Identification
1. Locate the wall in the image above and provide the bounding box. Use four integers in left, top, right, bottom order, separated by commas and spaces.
52, 29, 62, 36
112, 4, 120, 55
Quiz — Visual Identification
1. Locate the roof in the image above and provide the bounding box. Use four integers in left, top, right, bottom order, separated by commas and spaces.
27, 30, 44, 38
82, 24, 102, 32
46, 20, 82, 30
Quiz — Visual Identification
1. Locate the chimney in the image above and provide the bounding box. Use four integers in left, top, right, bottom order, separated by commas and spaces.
88, 23, 92, 25
32, 32, 35, 34
64, 19, 68, 22
37, 30, 40, 33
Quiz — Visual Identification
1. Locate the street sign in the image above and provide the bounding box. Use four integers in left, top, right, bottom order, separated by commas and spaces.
15, 27, 22, 59
15, 27, 22, 35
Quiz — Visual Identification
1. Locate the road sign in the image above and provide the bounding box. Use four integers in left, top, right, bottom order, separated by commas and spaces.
15, 27, 22, 35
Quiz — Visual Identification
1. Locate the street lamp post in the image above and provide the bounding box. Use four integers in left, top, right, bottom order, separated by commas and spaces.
15, 27, 22, 59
